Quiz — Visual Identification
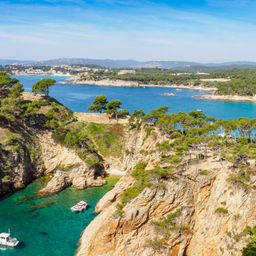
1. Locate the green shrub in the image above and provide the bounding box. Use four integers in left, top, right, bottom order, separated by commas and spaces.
114, 203, 125, 217
146, 238, 165, 252
170, 131, 182, 139
215, 207, 228, 214
242, 242, 256, 256
200, 170, 208, 175
151, 209, 182, 237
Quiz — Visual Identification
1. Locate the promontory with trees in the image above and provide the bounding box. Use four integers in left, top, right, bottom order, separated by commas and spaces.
71, 68, 256, 100
2, 71, 256, 255
88, 95, 129, 119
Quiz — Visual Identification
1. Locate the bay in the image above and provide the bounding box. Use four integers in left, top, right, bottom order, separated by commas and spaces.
15, 75, 256, 120
0, 177, 118, 256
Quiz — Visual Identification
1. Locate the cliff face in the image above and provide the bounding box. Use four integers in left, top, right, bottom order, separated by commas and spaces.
0, 124, 44, 197
76, 153, 256, 256
0, 92, 107, 198
0, 127, 106, 197
36, 131, 106, 196
104, 126, 168, 174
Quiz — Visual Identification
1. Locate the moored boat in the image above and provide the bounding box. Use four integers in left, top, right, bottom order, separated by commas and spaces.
0, 232, 19, 247
71, 201, 88, 212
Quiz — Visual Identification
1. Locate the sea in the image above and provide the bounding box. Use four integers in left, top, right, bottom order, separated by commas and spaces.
16, 75, 256, 120
1, 75, 256, 256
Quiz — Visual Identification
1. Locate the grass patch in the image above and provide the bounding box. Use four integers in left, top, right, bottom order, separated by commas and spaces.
104, 175, 121, 186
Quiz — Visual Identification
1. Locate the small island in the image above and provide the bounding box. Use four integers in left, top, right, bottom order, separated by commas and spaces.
161, 93, 176, 96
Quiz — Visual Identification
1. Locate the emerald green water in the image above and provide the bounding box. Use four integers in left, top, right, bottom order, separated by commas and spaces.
0, 177, 118, 255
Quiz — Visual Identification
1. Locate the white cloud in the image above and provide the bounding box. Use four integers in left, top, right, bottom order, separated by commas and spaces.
0, 32, 57, 45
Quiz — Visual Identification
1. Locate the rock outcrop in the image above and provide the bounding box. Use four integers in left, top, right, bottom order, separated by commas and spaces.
76, 157, 256, 256
36, 132, 106, 196
0, 127, 44, 197
104, 126, 168, 173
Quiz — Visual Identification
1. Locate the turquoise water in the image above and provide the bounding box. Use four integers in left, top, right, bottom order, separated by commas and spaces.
15, 75, 256, 120
0, 178, 117, 256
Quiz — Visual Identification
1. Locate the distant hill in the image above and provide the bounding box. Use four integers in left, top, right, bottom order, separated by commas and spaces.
1, 58, 256, 70
0, 59, 33, 65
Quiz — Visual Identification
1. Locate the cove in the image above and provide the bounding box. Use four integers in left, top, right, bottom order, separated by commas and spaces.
0, 177, 118, 256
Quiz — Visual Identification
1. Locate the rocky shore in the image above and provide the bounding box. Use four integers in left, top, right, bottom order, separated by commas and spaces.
196, 94, 256, 103
161, 93, 176, 96
62, 77, 217, 91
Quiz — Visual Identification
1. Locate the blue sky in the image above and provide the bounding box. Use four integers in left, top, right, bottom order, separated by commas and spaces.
0, 0, 256, 62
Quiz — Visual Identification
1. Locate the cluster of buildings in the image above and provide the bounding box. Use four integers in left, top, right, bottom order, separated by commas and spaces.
7, 64, 102, 76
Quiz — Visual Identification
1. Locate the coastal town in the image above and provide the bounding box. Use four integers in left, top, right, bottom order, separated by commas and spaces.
1, 63, 103, 76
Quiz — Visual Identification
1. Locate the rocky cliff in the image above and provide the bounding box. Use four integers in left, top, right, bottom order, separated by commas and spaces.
75, 128, 256, 256
0, 91, 106, 197
0, 126, 106, 197
36, 131, 106, 196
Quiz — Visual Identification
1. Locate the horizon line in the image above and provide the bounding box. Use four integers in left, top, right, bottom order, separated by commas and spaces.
1, 58, 256, 64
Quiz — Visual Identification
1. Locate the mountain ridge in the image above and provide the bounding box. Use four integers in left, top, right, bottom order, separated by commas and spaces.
1, 58, 256, 69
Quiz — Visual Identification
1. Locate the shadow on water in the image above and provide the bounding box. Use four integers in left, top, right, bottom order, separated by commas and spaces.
38, 232, 49, 236
85, 205, 92, 210
17, 241, 26, 249
0, 241, 26, 251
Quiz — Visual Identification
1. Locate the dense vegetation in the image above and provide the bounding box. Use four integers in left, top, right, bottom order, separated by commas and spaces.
53, 122, 124, 165
116, 106, 256, 212
85, 69, 256, 96
0, 72, 74, 186
85, 70, 211, 86
113, 105, 256, 253
0, 73, 126, 186
216, 70, 256, 96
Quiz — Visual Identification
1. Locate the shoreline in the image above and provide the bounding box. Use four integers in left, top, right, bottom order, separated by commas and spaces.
12, 73, 71, 77
12, 74, 217, 92
62, 78, 217, 91
195, 94, 256, 103
19, 75, 256, 104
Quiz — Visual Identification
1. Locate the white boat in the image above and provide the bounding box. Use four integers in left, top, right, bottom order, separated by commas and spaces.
71, 201, 88, 212
0, 232, 19, 247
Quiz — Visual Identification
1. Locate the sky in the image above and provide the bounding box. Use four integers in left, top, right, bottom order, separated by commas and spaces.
0, 0, 256, 62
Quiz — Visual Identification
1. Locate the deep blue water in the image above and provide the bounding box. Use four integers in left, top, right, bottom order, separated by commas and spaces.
15, 75, 256, 120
